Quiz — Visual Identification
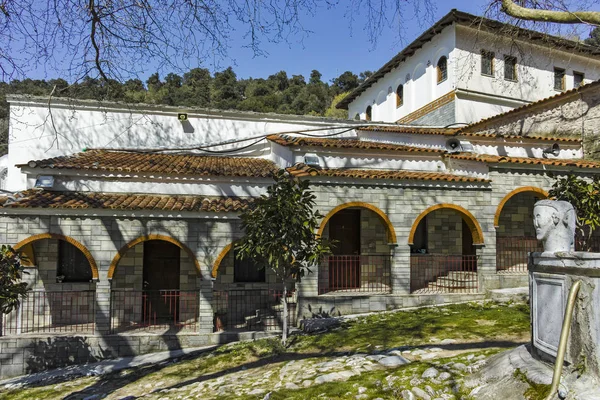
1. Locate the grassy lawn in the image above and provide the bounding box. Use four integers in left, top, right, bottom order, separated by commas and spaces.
0, 301, 530, 400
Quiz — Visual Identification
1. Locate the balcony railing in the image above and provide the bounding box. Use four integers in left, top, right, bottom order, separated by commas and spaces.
212, 285, 296, 332
410, 254, 478, 294
319, 254, 392, 294
110, 290, 199, 333
1, 290, 96, 336
496, 236, 542, 273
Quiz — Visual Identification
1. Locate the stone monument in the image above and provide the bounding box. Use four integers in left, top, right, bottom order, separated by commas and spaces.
530, 199, 600, 392
533, 200, 576, 253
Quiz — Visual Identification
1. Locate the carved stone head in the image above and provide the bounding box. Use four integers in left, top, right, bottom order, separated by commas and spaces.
533, 200, 576, 253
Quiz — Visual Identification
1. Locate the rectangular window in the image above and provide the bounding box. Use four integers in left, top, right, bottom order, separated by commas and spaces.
574, 71, 584, 88
234, 250, 266, 283
481, 50, 495, 76
504, 55, 517, 81
554, 67, 566, 91
57, 241, 92, 283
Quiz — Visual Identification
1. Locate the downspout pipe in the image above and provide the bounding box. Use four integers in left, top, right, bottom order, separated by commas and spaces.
544, 280, 582, 400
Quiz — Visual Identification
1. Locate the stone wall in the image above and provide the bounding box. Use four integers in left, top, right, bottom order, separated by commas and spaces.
409, 100, 455, 127
426, 209, 463, 255
0, 169, 563, 378
497, 192, 539, 238
462, 84, 600, 159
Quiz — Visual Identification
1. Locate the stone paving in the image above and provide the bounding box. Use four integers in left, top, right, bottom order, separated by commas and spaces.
142, 341, 490, 399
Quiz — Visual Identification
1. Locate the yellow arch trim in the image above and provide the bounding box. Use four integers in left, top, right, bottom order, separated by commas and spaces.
317, 202, 397, 244
494, 187, 549, 228
408, 204, 485, 245
14, 233, 99, 280
211, 242, 234, 278
107, 234, 202, 280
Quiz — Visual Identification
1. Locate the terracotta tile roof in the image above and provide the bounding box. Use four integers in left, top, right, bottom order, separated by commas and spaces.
337, 9, 600, 109
267, 134, 444, 153
21, 150, 278, 178
457, 132, 581, 143
357, 126, 579, 143
356, 126, 459, 136
287, 164, 489, 183
459, 80, 600, 134
0, 190, 253, 212
446, 153, 600, 169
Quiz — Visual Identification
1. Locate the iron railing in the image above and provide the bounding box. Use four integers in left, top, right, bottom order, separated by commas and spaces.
110, 290, 199, 333
496, 236, 542, 273
212, 285, 296, 332
319, 254, 392, 294
410, 254, 478, 294
1, 290, 96, 336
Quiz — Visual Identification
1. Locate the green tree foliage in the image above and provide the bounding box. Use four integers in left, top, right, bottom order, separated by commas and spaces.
549, 175, 600, 251
325, 92, 350, 119
584, 27, 600, 47
236, 170, 331, 345
0, 245, 28, 315
331, 71, 360, 95
0, 67, 372, 154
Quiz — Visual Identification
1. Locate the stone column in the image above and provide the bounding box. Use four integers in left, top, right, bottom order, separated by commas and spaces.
94, 280, 112, 335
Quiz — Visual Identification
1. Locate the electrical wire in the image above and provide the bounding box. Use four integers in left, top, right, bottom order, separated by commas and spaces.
87, 125, 363, 155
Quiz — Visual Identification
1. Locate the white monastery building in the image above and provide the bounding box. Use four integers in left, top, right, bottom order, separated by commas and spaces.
1, 9, 600, 379
339, 9, 600, 125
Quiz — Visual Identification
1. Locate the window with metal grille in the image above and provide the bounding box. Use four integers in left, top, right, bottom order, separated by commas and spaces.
504, 55, 517, 81
481, 50, 494, 76
554, 67, 565, 91
574, 71, 584, 88
57, 241, 92, 282
437, 56, 448, 83
234, 250, 265, 282
396, 85, 403, 107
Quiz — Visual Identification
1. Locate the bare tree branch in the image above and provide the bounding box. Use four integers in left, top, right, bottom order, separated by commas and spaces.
501, 0, 600, 25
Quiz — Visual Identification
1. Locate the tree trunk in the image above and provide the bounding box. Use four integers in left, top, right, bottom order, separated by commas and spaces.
282, 282, 288, 346
501, 0, 600, 25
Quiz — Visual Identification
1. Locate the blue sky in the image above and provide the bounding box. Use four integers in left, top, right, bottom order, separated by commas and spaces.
228, 1, 485, 83
8, 1, 599, 84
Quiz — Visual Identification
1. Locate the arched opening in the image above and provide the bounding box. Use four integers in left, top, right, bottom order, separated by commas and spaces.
318, 203, 396, 294
495, 187, 547, 273
365, 105, 372, 121
109, 235, 201, 333
4, 234, 97, 335
211, 243, 296, 332
396, 84, 404, 107
408, 204, 483, 294
437, 56, 448, 83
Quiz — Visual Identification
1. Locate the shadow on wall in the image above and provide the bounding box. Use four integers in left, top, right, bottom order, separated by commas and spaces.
25, 336, 109, 374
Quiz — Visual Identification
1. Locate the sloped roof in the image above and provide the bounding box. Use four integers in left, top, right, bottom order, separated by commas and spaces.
21, 150, 279, 178
0, 190, 253, 212
446, 153, 600, 169
459, 80, 600, 134
267, 134, 444, 153
337, 9, 600, 110
359, 126, 580, 143
287, 164, 489, 183
357, 126, 459, 135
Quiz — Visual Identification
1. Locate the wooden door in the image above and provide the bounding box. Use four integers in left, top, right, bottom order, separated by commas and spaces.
328, 209, 361, 289
142, 241, 181, 324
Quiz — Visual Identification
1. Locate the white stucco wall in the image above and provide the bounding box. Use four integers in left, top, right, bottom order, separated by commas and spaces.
347, 22, 600, 125
455, 25, 600, 101
6, 98, 357, 191
347, 25, 456, 123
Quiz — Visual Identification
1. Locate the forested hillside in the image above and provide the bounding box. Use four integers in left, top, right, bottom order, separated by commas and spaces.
0, 68, 372, 155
